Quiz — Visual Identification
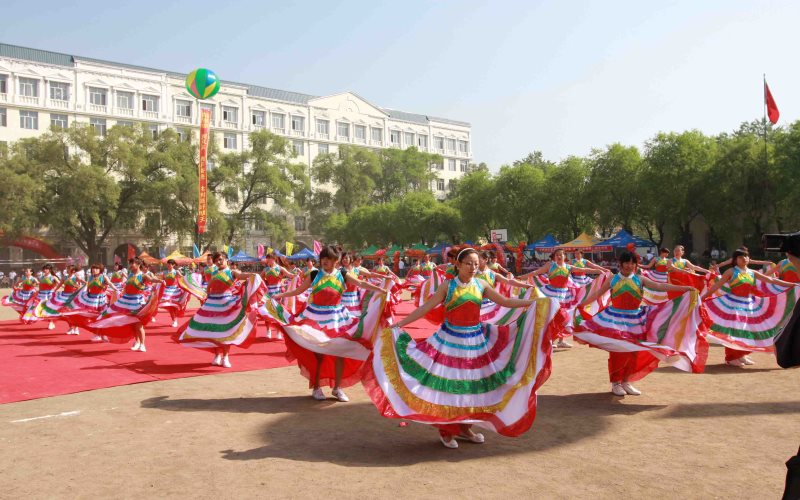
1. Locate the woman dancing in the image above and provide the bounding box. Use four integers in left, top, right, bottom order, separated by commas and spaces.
701, 248, 798, 367
159, 259, 189, 328
88, 257, 164, 352
176, 252, 265, 368
362, 247, 564, 449
2, 268, 38, 322
260, 246, 391, 402
573, 251, 702, 396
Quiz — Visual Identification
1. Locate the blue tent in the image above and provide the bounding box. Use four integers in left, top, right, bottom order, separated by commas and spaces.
525, 234, 560, 252
288, 247, 317, 260
230, 250, 258, 262
598, 229, 653, 249
427, 242, 450, 255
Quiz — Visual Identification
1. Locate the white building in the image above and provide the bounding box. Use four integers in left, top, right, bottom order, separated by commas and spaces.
0, 42, 472, 259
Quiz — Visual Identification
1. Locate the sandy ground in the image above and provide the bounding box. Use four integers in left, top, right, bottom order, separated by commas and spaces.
1, 303, 799, 498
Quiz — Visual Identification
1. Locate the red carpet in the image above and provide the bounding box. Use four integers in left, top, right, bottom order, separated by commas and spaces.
0, 301, 436, 404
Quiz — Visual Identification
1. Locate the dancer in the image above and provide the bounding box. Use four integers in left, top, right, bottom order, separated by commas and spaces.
176, 252, 264, 368
639, 248, 671, 304
666, 245, 709, 298
769, 254, 800, 283
2, 268, 38, 322
701, 248, 798, 367
362, 247, 564, 449
573, 251, 702, 396
476, 250, 537, 321
570, 250, 605, 287
108, 263, 128, 296
260, 246, 391, 402
260, 253, 294, 340
25, 264, 60, 330
159, 259, 188, 328
487, 251, 512, 277
88, 257, 164, 352
62, 264, 111, 341
517, 249, 608, 347
32, 265, 84, 334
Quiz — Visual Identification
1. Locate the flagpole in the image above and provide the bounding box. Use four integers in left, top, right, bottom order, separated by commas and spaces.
763, 74, 769, 170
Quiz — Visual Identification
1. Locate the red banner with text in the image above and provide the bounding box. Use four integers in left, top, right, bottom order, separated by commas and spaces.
197, 109, 211, 234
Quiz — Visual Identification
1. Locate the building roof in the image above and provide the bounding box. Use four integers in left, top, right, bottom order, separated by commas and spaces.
0, 42, 470, 126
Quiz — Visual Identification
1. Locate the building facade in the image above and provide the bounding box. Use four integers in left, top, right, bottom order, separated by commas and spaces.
0, 43, 472, 261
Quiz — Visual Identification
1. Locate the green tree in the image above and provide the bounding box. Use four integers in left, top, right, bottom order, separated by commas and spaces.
543, 156, 592, 240
210, 130, 307, 246
586, 144, 643, 235
311, 145, 379, 215
451, 168, 498, 241
494, 162, 548, 241
375, 147, 440, 203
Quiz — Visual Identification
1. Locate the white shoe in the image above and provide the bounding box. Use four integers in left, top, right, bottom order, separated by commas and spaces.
91, 335, 104, 342
131, 342, 141, 351
48, 321, 56, 330
312, 388, 326, 401
222, 355, 231, 368
102, 336, 109, 342
456, 431, 485, 444
621, 382, 641, 396
439, 436, 459, 449
331, 388, 350, 402
211, 353, 222, 366
72, 328, 80, 335
611, 383, 627, 396
556, 339, 573, 348
742, 356, 756, 365
726, 357, 746, 367
138, 344, 146, 353
171, 320, 178, 328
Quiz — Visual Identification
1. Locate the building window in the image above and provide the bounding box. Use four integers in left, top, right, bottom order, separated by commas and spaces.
116, 91, 133, 109
18, 77, 39, 97
271, 113, 285, 130
402, 132, 413, 147
318, 143, 329, 154
0, 75, 7, 94
0, 108, 6, 127
252, 110, 265, 127
149, 124, 159, 139
292, 140, 305, 155
116, 120, 134, 127
390, 130, 401, 145
434, 136, 444, 150
50, 113, 68, 129
435, 161, 444, 171
142, 94, 159, 112
458, 140, 469, 153
89, 87, 107, 106
316, 119, 329, 135
337, 122, 350, 138
448, 158, 456, 171
371, 127, 383, 142
177, 129, 189, 142
295, 216, 307, 232
49, 82, 70, 101
89, 117, 107, 136
446, 138, 456, 151
223, 133, 237, 149
176, 100, 192, 118
199, 103, 215, 121
222, 106, 238, 124
460, 160, 468, 172
436, 179, 445, 191
354, 125, 366, 140
417, 134, 428, 148
291, 115, 305, 132
19, 110, 38, 129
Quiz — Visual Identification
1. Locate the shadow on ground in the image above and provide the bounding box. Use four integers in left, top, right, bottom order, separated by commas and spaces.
141, 392, 665, 466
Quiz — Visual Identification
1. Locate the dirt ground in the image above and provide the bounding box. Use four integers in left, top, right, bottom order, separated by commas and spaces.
1, 304, 799, 498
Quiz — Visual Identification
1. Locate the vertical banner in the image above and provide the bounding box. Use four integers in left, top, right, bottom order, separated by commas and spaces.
197, 108, 211, 234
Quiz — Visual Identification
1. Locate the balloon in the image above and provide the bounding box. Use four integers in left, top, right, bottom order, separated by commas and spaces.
185, 68, 220, 100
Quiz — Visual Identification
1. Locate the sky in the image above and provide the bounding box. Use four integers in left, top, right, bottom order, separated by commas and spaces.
4, 0, 799, 168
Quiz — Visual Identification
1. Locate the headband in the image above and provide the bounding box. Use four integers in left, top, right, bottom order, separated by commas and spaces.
456, 248, 474, 261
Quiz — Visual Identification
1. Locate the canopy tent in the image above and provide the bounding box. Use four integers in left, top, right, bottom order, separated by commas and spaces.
427, 242, 449, 255
138, 251, 161, 265
230, 250, 259, 262
161, 250, 193, 265
288, 248, 317, 261
525, 234, 560, 253
597, 229, 654, 249
556, 233, 612, 252
193, 251, 211, 264
384, 244, 404, 256
360, 244, 380, 257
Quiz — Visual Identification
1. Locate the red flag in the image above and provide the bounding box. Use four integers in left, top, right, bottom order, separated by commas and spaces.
313, 240, 322, 255
765, 80, 780, 124
197, 109, 211, 234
